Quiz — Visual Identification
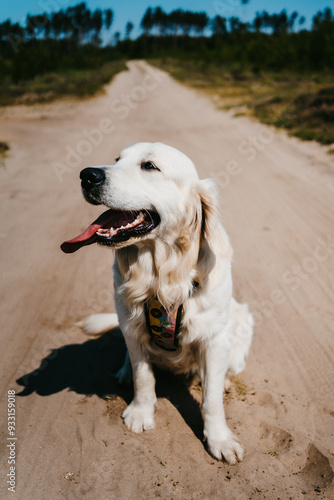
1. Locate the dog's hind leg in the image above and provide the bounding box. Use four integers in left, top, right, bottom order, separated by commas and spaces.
76, 313, 119, 335
227, 298, 254, 375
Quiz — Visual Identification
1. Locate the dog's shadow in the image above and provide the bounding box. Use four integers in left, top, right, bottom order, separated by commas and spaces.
16, 328, 203, 441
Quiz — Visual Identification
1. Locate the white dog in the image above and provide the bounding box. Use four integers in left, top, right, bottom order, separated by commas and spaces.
61, 142, 253, 464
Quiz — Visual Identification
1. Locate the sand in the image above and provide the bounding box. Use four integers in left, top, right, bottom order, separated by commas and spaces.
0, 61, 333, 499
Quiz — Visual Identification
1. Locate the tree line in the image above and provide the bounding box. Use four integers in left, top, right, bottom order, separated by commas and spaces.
0, 2, 113, 49
141, 7, 305, 37
140, 8, 209, 36
1, 4, 331, 45
0, 3, 333, 84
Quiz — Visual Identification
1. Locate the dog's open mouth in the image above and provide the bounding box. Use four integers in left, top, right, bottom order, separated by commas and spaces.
61, 209, 160, 254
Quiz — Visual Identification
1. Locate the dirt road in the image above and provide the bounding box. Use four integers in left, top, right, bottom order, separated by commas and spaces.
0, 61, 333, 499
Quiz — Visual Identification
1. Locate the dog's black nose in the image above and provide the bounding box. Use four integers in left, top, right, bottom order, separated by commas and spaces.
80, 168, 106, 190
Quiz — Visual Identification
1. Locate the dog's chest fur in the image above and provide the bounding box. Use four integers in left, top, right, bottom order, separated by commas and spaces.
113, 241, 230, 374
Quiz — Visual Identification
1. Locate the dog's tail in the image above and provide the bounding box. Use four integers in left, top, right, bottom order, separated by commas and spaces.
76, 313, 119, 335
227, 298, 254, 375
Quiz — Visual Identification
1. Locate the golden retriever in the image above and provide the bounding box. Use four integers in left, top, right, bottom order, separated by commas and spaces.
61, 142, 253, 464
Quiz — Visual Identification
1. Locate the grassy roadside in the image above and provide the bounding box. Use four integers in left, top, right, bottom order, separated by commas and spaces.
152, 58, 334, 146
1, 54, 333, 146
0, 60, 127, 106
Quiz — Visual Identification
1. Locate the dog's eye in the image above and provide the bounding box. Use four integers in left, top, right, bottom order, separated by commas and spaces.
115, 156, 120, 163
141, 161, 159, 171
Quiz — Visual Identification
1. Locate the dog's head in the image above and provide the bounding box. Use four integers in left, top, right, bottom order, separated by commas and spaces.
61, 142, 230, 266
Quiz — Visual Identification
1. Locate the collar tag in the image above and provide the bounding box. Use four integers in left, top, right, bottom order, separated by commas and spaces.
145, 298, 183, 351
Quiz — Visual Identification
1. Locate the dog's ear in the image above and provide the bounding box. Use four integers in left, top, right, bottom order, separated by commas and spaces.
197, 179, 232, 279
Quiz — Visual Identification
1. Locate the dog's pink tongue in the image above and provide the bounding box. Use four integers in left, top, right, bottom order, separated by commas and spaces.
61, 209, 115, 254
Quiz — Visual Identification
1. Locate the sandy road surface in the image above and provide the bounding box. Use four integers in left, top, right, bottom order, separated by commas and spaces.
0, 61, 333, 499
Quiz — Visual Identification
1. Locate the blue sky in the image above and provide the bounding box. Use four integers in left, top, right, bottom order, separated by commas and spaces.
1, 1, 331, 38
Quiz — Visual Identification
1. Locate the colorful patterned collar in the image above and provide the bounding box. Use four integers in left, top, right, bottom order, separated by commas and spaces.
144, 281, 199, 351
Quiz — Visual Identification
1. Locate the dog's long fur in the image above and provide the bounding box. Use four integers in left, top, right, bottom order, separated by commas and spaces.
78, 142, 253, 464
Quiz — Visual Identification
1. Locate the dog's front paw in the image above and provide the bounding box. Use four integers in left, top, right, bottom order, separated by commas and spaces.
122, 402, 155, 433
205, 429, 244, 464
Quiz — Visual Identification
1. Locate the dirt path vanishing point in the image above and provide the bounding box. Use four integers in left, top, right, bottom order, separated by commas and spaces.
0, 61, 333, 500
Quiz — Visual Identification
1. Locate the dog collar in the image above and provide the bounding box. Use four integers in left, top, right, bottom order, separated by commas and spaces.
145, 298, 183, 351
144, 281, 199, 351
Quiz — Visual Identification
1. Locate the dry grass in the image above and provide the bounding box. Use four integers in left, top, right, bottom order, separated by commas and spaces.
0, 61, 127, 106
153, 59, 334, 145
